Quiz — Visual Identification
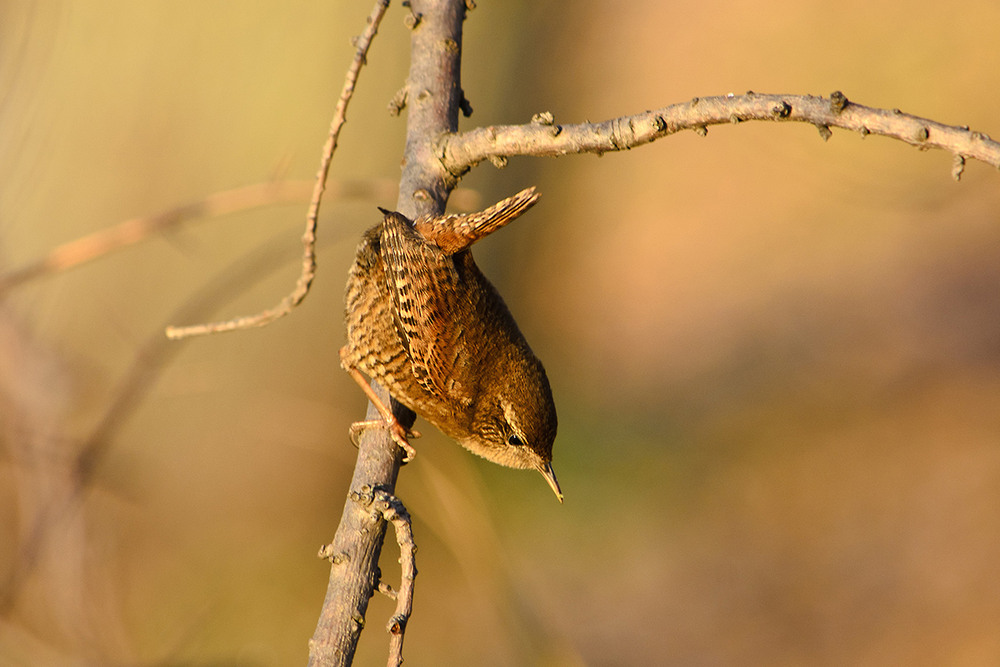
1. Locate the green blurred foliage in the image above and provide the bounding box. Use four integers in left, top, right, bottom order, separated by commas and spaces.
2, 1, 999, 665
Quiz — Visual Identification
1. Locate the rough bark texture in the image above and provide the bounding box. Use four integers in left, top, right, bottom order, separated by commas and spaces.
440, 92, 1000, 179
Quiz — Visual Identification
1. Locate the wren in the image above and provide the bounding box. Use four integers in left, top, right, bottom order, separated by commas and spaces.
341, 187, 561, 501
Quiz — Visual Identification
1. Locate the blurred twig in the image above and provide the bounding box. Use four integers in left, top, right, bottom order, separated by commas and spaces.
441, 91, 1000, 178
0, 180, 312, 295
0, 178, 479, 299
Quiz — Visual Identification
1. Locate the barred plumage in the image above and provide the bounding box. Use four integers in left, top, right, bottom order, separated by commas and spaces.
341, 188, 561, 501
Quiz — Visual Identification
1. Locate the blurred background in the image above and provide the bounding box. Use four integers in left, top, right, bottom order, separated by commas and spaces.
2, 1, 999, 665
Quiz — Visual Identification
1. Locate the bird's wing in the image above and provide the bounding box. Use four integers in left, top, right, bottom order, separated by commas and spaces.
380, 215, 473, 406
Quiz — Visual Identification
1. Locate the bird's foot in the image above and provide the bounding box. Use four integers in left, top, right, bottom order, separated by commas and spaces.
350, 418, 421, 463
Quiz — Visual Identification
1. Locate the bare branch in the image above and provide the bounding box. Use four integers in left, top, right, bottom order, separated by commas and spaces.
440, 91, 1000, 177
373, 492, 417, 667
166, 0, 391, 340
314, 491, 417, 667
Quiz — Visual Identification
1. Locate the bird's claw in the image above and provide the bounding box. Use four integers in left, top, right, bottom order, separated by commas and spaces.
349, 418, 420, 463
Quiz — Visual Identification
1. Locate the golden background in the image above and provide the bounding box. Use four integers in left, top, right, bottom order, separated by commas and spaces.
2, 1, 999, 664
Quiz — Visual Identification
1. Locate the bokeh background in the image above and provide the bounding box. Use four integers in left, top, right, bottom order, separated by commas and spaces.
3, 1, 1000, 665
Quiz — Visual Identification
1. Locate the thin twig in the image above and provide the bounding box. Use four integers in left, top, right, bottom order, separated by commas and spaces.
372, 491, 417, 667
440, 91, 1000, 177
166, 0, 392, 340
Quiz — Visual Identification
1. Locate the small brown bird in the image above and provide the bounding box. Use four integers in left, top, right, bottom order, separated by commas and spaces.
341, 187, 561, 501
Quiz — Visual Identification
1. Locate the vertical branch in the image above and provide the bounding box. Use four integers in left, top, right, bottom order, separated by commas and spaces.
308, 1, 468, 665
376, 492, 417, 667
395, 0, 467, 216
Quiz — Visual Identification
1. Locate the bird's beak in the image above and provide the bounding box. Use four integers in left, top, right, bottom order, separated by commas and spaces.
538, 462, 564, 503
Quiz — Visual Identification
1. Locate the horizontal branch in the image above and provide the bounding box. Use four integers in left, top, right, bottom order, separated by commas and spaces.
440, 92, 1000, 179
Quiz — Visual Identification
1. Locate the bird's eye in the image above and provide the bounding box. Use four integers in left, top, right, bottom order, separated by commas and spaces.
507, 434, 525, 447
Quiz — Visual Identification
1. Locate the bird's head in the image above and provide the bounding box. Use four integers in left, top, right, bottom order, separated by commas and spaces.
463, 352, 561, 502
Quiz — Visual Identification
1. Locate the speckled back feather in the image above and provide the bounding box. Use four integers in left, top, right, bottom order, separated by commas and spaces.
379, 187, 540, 404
